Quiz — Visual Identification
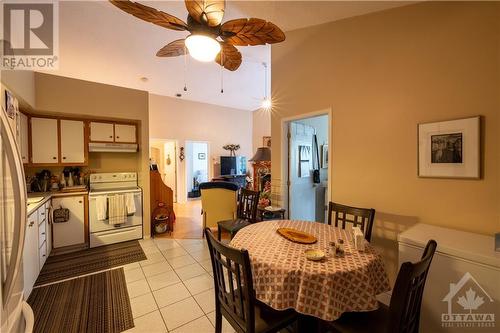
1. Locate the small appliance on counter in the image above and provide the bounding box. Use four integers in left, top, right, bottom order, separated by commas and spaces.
88, 172, 143, 248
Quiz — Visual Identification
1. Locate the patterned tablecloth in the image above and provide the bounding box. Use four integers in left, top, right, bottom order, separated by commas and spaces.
229, 220, 390, 321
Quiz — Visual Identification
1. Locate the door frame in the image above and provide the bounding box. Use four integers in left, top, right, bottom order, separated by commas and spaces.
150, 138, 179, 203
280, 108, 332, 220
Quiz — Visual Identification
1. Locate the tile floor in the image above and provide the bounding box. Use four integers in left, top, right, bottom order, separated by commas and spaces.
123, 237, 236, 333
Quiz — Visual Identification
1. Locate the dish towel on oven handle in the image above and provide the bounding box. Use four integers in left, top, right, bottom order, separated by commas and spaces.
96, 196, 107, 221
108, 194, 127, 225
125, 193, 136, 215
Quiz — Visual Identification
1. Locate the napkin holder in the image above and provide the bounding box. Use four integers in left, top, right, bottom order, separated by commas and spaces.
353, 227, 365, 251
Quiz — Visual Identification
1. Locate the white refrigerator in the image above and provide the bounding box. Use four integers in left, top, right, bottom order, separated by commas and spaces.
0, 90, 33, 332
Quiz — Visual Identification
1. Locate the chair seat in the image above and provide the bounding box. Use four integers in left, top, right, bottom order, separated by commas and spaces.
326, 302, 390, 333
218, 219, 251, 233
254, 301, 297, 333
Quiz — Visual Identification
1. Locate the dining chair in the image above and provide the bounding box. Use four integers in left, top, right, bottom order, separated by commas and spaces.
327, 202, 375, 241
199, 182, 238, 238
325, 239, 438, 333
204, 228, 298, 333
217, 188, 260, 241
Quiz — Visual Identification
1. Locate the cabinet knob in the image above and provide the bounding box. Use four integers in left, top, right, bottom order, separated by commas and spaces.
78, 201, 82, 203
63, 157, 66, 160
42, 254, 46, 257
41, 212, 45, 215
109, 135, 113, 138
116, 136, 120, 139
41, 232, 45, 235
29, 221, 34, 227
52, 157, 57, 159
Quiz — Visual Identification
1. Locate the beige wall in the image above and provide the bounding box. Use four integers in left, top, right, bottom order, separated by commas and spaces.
272, 2, 500, 281
34, 73, 151, 237
1, 70, 36, 109
149, 94, 253, 202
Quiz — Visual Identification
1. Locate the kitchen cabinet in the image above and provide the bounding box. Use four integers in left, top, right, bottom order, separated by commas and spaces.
19, 112, 29, 164
90, 121, 137, 144
31, 117, 58, 164
90, 122, 114, 142
60, 119, 85, 164
23, 209, 40, 298
114, 124, 136, 143
51, 195, 86, 248
29, 117, 88, 166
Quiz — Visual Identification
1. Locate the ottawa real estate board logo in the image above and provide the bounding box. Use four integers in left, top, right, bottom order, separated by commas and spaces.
1, 1, 59, 70
442, 272, 495, 329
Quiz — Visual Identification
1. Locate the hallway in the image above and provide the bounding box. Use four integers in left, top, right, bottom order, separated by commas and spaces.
163, 200, 203, 239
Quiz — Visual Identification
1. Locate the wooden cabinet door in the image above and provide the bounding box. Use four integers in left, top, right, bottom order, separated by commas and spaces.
90, 122, 114, 142
60, 119, 85, 164
23, 212, 39, 298
31, 117, 58, 164
51, 195, 85, 248
114, 124, 136, 143
19, 112, 29, 163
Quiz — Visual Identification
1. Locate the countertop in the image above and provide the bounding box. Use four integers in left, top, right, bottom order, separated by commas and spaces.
27, 190, 88, 216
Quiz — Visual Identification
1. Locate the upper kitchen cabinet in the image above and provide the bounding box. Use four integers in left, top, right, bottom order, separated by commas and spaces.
19, 112, 29, 164
90, 121, 137, 144
31, 117, 58, 164
60, 120, 86, 164
30, 117, 88, 166
89, 122, 114, 142
114, 124, 136, 143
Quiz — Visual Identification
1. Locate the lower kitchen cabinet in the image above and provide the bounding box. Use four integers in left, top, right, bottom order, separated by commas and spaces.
51, 195, 86, 248
23, 211, 40, 298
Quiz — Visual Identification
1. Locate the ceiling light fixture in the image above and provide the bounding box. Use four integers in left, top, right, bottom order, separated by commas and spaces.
185, 34, 221, 62
261, 62, 272, 110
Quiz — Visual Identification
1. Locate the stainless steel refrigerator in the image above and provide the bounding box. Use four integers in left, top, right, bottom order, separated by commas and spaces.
1, 91, 33, 332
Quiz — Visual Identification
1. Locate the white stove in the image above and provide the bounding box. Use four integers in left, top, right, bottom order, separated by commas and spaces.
88, 172, 143, 247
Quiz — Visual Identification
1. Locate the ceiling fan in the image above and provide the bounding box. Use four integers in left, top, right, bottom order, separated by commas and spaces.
109, 0, 286, 71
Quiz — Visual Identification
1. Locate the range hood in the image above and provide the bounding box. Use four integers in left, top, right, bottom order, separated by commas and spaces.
89, 142, 138, 153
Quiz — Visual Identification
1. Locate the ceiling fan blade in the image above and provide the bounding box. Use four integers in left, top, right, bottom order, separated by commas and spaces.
110, 0, 188, 31
156, 39, 187, 57
221, 18, 285, 46
215, 42, 242, 71
185, 0, 225, 27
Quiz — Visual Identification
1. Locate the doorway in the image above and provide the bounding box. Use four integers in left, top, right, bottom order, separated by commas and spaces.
185, 141, 209, 199
284, 113, 330, 222
150, 139, 178, 203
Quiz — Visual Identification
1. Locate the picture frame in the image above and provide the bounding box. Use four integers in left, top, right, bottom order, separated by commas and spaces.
198, 153, 206, 160
4, 90, 18, 119
418, 116, 480, 179
321, 144, 328, 169
263, 136, 271, 148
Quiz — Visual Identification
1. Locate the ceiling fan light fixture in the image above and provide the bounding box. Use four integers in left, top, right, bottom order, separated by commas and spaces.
185, 34, 221, 62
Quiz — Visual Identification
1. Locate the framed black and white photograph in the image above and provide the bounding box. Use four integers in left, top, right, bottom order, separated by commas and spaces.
418, 116, 480, 179
263, 136, 271, 148
321, 144, 328, 169
198, 153, 206, 160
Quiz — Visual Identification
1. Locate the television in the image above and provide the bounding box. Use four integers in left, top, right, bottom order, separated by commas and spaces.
220, 156, 247, 176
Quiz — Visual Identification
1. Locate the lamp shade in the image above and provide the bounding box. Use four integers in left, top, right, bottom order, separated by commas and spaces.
249, 147, 271, 162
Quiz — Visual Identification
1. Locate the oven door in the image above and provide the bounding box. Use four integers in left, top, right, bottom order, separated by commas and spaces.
89, 189, 142, 233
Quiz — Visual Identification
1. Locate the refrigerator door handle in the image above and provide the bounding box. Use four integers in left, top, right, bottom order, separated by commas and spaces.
0, 110, 27, 306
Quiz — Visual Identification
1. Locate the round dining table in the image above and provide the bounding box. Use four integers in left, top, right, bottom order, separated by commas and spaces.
229, 220, 391, 321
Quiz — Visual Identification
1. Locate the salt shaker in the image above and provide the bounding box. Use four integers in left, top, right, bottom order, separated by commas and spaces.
336, 239, 345, 255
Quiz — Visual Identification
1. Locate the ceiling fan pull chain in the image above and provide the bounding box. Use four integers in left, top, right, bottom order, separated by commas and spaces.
183, 46, 188, 92
220, 51, 224, 94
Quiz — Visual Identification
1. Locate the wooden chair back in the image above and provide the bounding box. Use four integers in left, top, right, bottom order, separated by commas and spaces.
237, 189, 260, 222
388, 240, 437, 333
204, 228, 256, 333
327, 202, 375, 241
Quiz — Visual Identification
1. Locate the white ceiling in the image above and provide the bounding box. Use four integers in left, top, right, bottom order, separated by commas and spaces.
47, 1, 411, 111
